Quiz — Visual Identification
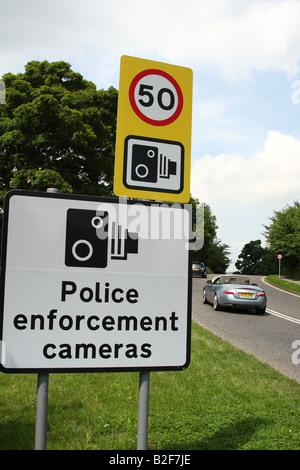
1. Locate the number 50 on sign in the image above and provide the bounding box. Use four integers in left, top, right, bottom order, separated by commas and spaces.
114, 56, 193, 203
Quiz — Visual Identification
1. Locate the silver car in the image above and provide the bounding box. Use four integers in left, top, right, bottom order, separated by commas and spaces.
203, 275, 267, 315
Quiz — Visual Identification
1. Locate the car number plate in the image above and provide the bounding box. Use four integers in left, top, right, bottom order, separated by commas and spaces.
239, 293, 255, 298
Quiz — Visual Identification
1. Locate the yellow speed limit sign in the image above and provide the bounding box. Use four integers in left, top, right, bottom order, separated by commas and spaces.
114, 56, 193, 202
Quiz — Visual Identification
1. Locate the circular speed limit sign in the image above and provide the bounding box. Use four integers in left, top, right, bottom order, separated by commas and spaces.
129, 69, 184, 126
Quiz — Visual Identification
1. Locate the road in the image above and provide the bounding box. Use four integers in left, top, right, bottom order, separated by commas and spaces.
192, 275, 300, 383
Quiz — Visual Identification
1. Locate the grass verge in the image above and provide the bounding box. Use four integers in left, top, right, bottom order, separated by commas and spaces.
265, 275, 300, 294
1, 321, 300, 450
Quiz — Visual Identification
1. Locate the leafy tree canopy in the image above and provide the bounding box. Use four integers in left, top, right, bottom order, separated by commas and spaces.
192, 197, 230, 273
264, 201, 300, 278
235, 239, 277, 275
235, 239, 265, 274
0, 60, 118, 197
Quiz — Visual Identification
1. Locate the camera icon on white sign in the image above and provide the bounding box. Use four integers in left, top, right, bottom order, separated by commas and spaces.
123, 136, 184, 194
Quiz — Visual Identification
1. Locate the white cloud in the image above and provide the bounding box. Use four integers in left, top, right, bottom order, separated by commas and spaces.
199, 0, 300, 80
191, 130, 300, 207
120, 0, 300, 80
191, 130, 300, 270
1, 0, 300, 83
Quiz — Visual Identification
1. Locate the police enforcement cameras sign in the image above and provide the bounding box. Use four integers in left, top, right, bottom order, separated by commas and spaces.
114, 56, 193, 203
0, 191, 192, 373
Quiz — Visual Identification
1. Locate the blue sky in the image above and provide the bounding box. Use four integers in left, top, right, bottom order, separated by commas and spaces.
1, 0, 300, 271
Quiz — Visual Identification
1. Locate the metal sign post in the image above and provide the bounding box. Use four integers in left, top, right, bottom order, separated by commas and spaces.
34, 189, 58, 450
35, 372, 49, 450
278, 254, 283, 277
137, 370, 150, 450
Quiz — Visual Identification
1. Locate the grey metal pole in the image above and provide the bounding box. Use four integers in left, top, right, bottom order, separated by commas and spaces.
279, 258, 281, 278
137, 371, 150, 450
35, 373, 49, 450
34, 187, 59, 450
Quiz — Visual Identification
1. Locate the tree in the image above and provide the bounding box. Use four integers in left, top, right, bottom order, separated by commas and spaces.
264, 201, 300, 278
192, 199, 230, 273
235, 239, 278, 275
260, 248, 278, 275
235, 239, 265, 274
0, 60, 118, 197
205, 239, 230, 273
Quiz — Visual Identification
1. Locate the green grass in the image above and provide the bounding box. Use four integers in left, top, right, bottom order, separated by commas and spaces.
266, 275, 300, 294
1, 322, 300, 450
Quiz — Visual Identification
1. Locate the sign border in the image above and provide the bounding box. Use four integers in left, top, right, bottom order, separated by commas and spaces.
0, 190, 192, 374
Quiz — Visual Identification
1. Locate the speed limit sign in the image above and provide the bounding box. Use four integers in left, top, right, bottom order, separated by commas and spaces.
129, 69, 183, 126
114, 56, 193, 202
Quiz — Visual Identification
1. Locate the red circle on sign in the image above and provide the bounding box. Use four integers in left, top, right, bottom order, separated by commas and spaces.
129, 69, 184, 126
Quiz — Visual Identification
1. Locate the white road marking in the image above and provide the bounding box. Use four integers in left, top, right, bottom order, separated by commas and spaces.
261, 277, 300, 324
262, 277, 300, 298
266, 308, 300, 325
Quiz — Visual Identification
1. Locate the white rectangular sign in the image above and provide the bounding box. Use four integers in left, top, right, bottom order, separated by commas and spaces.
0, 191, 192, 373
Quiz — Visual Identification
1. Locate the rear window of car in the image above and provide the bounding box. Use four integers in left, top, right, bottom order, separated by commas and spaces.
217, 277, 249, 284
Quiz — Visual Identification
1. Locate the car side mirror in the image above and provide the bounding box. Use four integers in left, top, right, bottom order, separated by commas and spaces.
206, 280, 212, 284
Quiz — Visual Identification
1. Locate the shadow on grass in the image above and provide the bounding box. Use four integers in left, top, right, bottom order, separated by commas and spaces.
161, 417, 272, 450
0, 416, 272, 450
0, 419, 35, 450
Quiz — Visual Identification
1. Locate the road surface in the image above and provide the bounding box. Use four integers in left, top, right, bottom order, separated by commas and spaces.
192, 275, 300, 383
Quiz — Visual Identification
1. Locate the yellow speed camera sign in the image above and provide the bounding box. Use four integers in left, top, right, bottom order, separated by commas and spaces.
114, 56, 193, 202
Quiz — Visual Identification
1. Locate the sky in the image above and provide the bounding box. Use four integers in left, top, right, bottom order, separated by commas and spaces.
1, 0, 300, 271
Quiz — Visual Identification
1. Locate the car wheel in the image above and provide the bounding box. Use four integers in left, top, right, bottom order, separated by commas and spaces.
213, 294, 220, 311
203, 289, 207, 304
